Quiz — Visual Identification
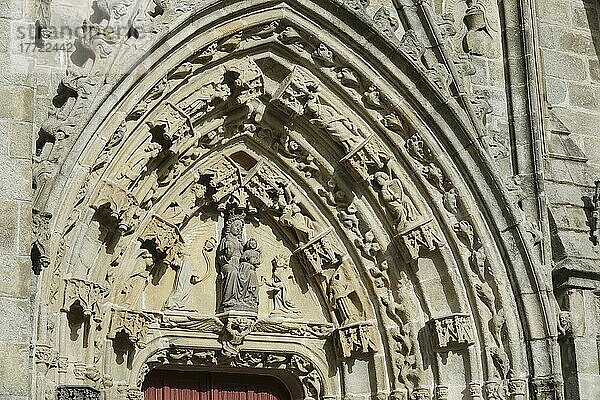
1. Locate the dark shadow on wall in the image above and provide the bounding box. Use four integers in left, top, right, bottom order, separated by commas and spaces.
582, 0, 600, 63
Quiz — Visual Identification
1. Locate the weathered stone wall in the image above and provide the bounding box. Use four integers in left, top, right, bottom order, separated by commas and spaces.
0, 0, 36, 398
538, 0, 600, 397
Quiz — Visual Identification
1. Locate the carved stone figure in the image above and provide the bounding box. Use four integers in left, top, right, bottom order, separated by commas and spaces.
279, 201, 316, 243
163, 247, 198, 311
305, 93, 361, 153
328, 263, 364, 326
118, 141, 162, 186
217, 216, 260, 313
263, 255, 301, 318
373, 171, 419, 232
463, 0, 494, 56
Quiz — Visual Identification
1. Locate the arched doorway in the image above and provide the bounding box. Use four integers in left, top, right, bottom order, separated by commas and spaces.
29, 0, 563, 399
143, 370, 292, 400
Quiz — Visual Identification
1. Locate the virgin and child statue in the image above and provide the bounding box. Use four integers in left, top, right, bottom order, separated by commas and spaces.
217, 218, 261, 313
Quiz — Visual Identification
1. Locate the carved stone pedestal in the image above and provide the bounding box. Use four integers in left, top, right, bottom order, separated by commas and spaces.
334, 321, 378, 359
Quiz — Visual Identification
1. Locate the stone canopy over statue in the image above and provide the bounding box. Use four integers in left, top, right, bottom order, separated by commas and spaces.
217, 210, 261, 313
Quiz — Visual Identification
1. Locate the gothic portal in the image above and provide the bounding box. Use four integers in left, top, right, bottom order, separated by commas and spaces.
17, 0, 594, 398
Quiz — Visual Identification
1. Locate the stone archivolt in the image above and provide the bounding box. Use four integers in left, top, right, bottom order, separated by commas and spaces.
30, 2, 560, 400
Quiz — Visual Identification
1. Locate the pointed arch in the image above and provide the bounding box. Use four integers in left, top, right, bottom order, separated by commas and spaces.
32, 1, 560, 399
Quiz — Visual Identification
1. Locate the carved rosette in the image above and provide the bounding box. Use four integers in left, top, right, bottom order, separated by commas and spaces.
108, 309, 155, 348
144, 348, 325, 399
56, 386, 100, 400
62, 279, 109, 324
334, 321, 378, 359
428, 314, 475, 351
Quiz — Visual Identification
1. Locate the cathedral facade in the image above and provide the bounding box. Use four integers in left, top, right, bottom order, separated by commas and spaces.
0, 0, 599, 398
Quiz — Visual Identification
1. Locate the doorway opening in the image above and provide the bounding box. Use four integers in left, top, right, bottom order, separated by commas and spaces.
143, 369, 293, 400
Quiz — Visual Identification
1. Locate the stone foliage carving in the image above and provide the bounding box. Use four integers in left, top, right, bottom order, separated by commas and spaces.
428, 314, 475, 351
144, 347, 324, 399
56, 386, 100, 400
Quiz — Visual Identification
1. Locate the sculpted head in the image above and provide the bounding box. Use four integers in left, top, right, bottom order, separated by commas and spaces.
245, 238, 257, 250
373, 171, 390, 186
229, 219, 243, 236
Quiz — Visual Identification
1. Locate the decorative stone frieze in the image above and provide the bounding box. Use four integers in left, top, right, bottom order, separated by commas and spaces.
144, 347, 324, 399
55, 386, 100, 400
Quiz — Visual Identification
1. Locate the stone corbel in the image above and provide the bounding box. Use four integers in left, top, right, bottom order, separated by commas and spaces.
218, 312, 258, 357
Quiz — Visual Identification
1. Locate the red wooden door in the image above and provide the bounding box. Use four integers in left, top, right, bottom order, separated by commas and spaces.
143, 370, 291, 400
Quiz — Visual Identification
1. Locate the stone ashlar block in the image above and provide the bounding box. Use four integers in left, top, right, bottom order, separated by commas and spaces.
0, 342, 30, 396
9, 122, 32, 159
0, 255, 31, 299
568, 83, 600, 110
0, 200, 17, 254
0, 85, 33, 122
542, 50, 588, 81
0, 297, 31, 344
545, 77, 568, 105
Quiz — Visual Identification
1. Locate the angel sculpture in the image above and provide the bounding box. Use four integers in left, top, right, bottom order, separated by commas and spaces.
263, 255, 301, 318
